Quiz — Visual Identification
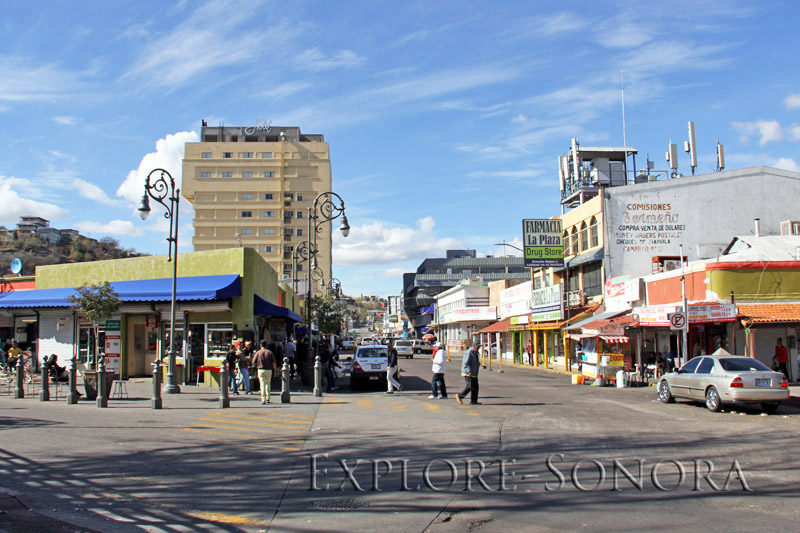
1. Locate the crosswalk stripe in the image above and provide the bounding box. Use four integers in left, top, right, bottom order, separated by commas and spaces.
422, 402, 441, 413
191, 419, 308, 432
357, 398, 374, 409
212, 413, 313, 426
388, 399, 407, 411
180, 429, 304, 450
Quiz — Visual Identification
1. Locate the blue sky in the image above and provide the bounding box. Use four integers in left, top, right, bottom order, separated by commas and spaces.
1, 1, 798, 297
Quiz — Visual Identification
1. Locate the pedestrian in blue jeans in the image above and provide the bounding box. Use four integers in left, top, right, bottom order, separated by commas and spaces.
226, 343, 239, 395
456, 341, 481, 405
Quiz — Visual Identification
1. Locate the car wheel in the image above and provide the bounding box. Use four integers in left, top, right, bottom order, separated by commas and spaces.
658, 381, 675, 403
408, 354, 413, 359
705, 386, 722, 412
761, 402, 780, 414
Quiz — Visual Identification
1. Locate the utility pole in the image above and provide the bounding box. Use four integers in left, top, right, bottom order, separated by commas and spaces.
680, 244, 689, 366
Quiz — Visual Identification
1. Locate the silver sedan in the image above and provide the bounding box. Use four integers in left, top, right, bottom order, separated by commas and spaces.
657, 355, 789, 413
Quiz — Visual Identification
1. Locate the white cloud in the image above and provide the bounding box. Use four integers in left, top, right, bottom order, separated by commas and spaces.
506, 12, 587, 41
333, 216, 463, 266
788, 123, 800, 141
511, 114, 529, 124
0, 176, 69, 225
0, 56, 85, 101
53, 115, 78, 125
379, 267, 408, 278
733, 119, 784, 146
296, 48, 366, 71
116, 131, 199, 205
784, 94, 800, 110
72, 178, 122, 205
123, 1, 298, 90
256, 81, 311, 100
774, 158, 800, 172
73, 220, 145, 237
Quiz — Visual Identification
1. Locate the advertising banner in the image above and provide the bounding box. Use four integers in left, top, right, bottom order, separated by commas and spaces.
104, 319, 121, 374
500, 281, 532, 319
522, 218, 564, 267
530, 284, 564, 321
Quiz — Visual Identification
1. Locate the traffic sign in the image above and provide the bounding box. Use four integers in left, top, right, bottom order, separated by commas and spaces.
668, 312, 687, 331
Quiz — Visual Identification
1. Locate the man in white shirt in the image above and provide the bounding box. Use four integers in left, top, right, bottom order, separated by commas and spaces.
429, 342, 447, 399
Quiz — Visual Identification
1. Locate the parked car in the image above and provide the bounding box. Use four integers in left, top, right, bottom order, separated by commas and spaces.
657, 355, 789, 413
342, 336, 355, 350
412, 340, 434, 355
350, 344, 389, 390
394, 340, 414, 358
360, 337, 374, 346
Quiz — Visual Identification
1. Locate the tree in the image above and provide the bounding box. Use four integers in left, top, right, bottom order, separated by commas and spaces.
67, 281, 120, 369
311, 294, 345, 335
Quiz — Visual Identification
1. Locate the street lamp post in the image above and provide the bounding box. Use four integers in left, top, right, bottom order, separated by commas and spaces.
326, 278, 342, 298
138, 168, 181, 395
305, 192, 349, 360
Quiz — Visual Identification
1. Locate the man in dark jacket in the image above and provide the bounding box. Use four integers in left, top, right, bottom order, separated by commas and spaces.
456, 340, 481, 405
386, 341, 401, 394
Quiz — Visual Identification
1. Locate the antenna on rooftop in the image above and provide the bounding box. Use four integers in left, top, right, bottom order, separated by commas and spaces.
685, 121, 697, 175
716, 136, 725, 171
666, 140, 678, 177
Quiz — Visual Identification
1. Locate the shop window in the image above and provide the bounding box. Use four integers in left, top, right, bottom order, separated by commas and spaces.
78, 326, 106, 367
206, 325, 233, 359
583, 262, 602, 297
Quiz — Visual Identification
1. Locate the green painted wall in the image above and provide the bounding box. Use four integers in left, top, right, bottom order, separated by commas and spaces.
35, 248, 283, 330
709, 269, 800, 301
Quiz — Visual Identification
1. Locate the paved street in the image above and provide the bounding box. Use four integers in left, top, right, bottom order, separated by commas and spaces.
2, 358, 800, 532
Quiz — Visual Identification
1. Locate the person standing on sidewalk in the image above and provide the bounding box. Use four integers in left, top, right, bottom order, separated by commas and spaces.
773, 338, 789, 378
252, 340, 277, 404
456, 340, 481, 405
237, 341, 253, 394
430, 341, 447, 399
284, 338, 297, 379
386, 341, 402, 394
226, 343, 239, 395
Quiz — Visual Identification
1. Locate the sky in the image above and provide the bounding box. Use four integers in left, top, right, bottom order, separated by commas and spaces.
1, 1, 799, 298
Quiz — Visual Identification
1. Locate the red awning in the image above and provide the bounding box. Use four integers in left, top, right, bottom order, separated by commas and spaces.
478, 318, 512, 334
600, 335, 629, 343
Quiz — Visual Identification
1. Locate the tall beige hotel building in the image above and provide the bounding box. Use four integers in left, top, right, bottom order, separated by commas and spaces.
182, 122, 332, 289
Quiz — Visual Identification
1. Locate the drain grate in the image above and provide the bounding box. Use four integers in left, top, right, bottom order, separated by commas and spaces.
313, 498, 367, 511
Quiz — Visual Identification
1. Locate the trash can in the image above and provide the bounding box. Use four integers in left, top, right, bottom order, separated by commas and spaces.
82, 372, 116, 401
616, 370, 627, 388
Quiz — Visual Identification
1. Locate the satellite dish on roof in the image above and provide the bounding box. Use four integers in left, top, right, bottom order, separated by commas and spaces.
10, 258, 22, 275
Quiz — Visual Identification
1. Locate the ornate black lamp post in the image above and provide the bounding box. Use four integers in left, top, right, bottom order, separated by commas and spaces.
326, 278, 342, 298
138, 168, 181, 395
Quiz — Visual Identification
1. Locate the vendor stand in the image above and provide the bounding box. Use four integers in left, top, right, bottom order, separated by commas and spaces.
572, 321, 631, 381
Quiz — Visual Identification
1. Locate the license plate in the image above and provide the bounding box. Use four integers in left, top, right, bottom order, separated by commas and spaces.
755, 378, 770, 387
371, 364, 381, 369
369, 376, 379, 380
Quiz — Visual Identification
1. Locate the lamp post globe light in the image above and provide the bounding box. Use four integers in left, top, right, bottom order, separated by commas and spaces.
138, 168, 181, 395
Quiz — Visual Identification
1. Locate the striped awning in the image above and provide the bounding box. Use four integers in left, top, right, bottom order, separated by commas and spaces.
600, 335, 629, 343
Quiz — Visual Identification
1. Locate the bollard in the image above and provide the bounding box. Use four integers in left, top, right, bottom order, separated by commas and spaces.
151, 360, 162, 410
67, 357, 79, 404
39, 362, 50, 401
281, 359, 291, 404
14, 356, 24, 399
219, 363, 230, 408
313, 355, 322, 397
96, 356, 108, 408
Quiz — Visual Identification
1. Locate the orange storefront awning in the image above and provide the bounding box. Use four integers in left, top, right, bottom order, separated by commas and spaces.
737, 303, 800, 324
478, 318, 512, 334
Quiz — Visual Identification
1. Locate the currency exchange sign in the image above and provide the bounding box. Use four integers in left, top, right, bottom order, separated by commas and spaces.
522, 218, 564, 268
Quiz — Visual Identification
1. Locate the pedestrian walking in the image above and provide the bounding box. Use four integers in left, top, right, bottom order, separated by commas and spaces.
456, 340, 481, 405
773, 338, 789, 378
525, 339, 533, 365
430, 341, 447, 399
284, 338, 297, 379
386, 341, 402, 394
226, 343, 239, 395
237, 341, 253, 394
252, 340, 277, 404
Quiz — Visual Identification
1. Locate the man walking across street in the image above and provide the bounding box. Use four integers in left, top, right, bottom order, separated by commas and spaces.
773, 338, 789, 378
252, 340, 277, 404
386, 341, 402, 394
429, 341, 447, 399
456, 340, 481, 405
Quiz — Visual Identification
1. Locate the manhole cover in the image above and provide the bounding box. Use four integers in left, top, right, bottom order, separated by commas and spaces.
313, 498, 367, 511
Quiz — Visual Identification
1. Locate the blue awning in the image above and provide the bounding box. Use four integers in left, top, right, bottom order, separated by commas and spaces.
0, 275, 241, 308
253, 295, 303, 322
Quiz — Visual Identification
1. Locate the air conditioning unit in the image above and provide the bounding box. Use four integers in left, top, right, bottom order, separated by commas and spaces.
780, 220, 800, 235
